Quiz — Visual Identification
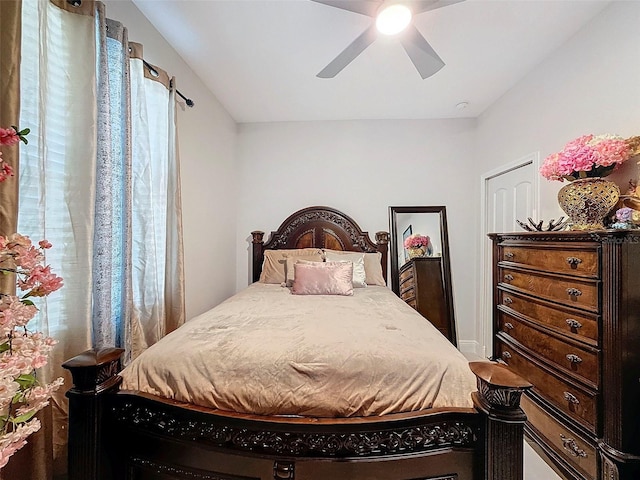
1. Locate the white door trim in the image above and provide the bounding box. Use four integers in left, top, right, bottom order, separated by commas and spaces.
478, 152, 540, 358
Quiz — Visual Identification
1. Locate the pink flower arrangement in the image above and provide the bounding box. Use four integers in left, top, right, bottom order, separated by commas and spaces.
540, 134, 634, 182
404, 233, 430, 249
0, 125, 63, 469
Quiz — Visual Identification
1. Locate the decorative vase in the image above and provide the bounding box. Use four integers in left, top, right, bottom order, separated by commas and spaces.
557, 178, 620, 231
408, 246, 426, 258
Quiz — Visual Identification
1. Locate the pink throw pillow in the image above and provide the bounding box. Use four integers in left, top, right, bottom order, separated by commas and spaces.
291, 261, 354, 296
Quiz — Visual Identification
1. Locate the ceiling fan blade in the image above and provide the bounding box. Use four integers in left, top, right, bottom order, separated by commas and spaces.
412, 0, 465, 14
400, 24, 445, 79
310, 0, 382, 17
317, 24, 378, 78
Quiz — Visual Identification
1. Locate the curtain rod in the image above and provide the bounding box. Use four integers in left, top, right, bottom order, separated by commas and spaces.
142, 59, 195, 108
65, 1, 195, 108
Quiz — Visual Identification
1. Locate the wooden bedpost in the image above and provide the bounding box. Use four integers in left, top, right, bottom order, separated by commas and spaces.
375, 231, 389, 282
252, 230, 265, 283
62, 348, 124, 480
469, 361, 532, 480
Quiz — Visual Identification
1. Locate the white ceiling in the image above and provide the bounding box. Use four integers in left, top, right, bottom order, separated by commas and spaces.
132, 0, 610, 123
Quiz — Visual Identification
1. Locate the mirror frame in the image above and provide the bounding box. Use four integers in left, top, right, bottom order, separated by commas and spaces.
388, 205, 455, 337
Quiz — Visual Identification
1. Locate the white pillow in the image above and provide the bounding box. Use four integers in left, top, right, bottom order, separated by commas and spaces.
323, 251, 367, 288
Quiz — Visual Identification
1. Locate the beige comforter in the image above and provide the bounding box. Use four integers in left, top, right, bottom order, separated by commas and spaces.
120, 283, 476, 417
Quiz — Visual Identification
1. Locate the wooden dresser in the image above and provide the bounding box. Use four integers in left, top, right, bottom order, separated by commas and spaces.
489, 231, 640, 480
399, 256, 457, 345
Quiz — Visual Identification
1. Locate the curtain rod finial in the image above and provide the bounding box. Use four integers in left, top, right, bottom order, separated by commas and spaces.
175, 89, 194, 108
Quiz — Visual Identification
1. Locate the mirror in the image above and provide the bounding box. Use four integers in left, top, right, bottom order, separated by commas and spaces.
388, 206, 456, 345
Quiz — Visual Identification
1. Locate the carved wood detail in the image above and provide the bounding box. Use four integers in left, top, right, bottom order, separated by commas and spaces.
476, 380, 526, 409
266, 210, 377, 252
96, 360, 120, 386
470, 362, 531, 422
601, 455, 619, 480
112, 401, 477, 458
63, 348, 124, 394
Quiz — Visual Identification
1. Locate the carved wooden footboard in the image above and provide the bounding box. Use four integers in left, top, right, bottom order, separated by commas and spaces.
64, 349, 531, 480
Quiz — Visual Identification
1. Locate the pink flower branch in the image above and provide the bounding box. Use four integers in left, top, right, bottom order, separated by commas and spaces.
0, 126, 64, 469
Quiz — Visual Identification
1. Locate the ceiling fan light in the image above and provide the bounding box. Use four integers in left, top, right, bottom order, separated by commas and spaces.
376, 4, 412, 36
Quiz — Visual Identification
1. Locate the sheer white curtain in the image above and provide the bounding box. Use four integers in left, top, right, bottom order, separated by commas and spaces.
17, 0, 185, 475
19, 1, 97, 470
128, 44, 185, 359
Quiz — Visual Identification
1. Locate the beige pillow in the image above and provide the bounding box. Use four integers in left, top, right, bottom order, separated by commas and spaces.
284, 256, 323, 286
323, 251, 366, 288
259, 248, 323, 284
323, 249, 386, 286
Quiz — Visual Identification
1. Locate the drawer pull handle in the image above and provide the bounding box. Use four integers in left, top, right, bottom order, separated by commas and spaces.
504, 252, 514, 259
566, 288, 582, 297
563, 391, 580, 405
566, 257, 583, 267
560, 434, 588, 458
501, 351, 512, 360
566, 354, 583, 364
504, 274, 514, 281
566, 319, 583, 330
503, 297, 513, 305
504, 322, 514, 330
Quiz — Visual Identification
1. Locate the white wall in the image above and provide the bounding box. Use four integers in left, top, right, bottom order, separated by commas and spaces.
235, 119, 480, 344
104, 0, 239, 320
103, 1, 640, 352
476, 1, 640, 217
474, 0, 640, 350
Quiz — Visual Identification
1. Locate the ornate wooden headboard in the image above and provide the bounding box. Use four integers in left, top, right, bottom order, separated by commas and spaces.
251, 206, 389, 283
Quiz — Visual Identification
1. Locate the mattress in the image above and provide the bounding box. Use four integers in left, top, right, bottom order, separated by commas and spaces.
120, 283, 476, 417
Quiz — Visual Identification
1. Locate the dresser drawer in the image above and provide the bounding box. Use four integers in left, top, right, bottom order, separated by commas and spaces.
500, 244, 599, 278
399, 270, 415, 298
400, 287, 415, 303
399, 266, 414, 285
498, 312, 599, 388
497, 289, 599, 346
500, 268, 599, 313
496, 337, 597, 431
522, 395, 597, 480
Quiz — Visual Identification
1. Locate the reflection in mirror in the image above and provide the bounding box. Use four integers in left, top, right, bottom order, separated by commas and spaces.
389, 206, 457, 346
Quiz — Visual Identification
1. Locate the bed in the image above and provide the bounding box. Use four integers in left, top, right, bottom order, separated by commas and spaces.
63, 206, 531, 480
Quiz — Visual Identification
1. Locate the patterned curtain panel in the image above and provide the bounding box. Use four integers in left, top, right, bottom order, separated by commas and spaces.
91, 12, 133, 355
16, 0, 185, 476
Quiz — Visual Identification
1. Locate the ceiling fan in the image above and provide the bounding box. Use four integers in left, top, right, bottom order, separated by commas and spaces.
311, 0, 465, 79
